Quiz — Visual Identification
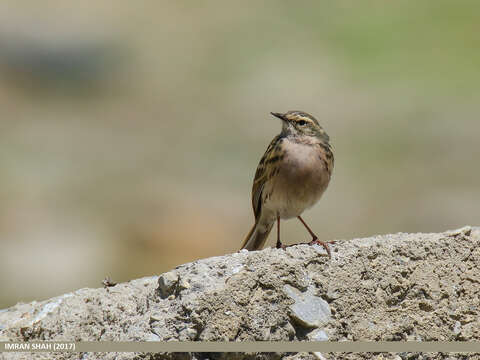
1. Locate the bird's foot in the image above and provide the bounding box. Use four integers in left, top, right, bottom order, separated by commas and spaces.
308, 237, 332, 258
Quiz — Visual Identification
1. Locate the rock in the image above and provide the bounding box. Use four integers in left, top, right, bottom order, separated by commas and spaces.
284, 285, 331, 328
307, 328, 329, 341
157, 270, 179, 298
453, 321, 461, 336
1, 227, 479, 360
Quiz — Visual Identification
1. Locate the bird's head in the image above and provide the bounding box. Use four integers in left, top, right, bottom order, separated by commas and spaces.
271, 110, 329, 141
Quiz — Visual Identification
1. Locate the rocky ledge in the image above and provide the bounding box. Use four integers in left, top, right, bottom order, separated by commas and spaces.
1, 227, 479, 360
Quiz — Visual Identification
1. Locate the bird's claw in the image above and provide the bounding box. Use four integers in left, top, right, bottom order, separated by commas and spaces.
308, 238, 332, 258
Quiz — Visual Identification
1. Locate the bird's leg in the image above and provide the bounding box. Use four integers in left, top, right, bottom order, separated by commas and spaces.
297, 216, 331, 257
296, 215, 317, 239
275, 216, 285, 249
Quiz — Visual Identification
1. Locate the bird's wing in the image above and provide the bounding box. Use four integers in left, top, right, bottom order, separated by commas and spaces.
317, 141, 335, 176
251, 135, 283, 220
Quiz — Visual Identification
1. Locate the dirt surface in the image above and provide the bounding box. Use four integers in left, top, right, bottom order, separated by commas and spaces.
1, 226, 479, 360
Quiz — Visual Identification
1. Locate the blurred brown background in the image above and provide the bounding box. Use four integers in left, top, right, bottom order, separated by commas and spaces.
1, 1, 479, 308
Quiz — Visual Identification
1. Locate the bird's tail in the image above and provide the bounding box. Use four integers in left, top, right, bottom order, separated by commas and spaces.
240, 221, 274, 251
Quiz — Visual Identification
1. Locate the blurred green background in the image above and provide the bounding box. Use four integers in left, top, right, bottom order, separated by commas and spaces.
1, 1, 479, 308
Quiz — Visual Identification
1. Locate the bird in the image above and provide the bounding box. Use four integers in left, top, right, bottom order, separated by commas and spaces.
241, 110, 334, 257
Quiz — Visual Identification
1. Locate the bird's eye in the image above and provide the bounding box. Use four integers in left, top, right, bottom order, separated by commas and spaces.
298, 120, 307, 126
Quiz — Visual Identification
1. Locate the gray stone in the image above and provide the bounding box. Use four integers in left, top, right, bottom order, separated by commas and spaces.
307, 328, 329, 341
157, 270, 178, 298
453, 321, 461, 335
284, 285, 331, 328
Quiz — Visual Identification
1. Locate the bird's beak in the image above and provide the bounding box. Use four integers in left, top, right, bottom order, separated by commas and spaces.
270, 112, 287, 121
